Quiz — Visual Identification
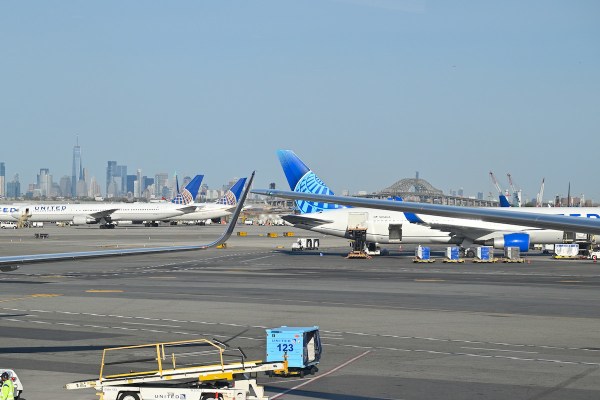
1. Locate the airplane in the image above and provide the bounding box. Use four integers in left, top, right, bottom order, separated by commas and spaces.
0, 172, 254, 272
0, 205, 20, 222
165, 178, 248, 224
255, 150, 600, 255
11, 175, 204, 229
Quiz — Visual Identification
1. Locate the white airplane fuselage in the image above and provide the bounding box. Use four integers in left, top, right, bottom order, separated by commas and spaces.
167, 203, 235, 222
13, 203, 190, 224
286, 206, 599, 247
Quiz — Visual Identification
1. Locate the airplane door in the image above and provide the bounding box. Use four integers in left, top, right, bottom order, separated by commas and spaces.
388, 224, 402, 243
347, 212, 368, 229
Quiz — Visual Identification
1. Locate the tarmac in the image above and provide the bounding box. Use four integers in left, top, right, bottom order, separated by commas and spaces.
1, 224, 600, 399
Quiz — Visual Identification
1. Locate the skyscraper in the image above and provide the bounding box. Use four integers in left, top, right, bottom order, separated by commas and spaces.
106, 161, 117, 196
136, 169, 142, 198
72, 138, 82, 197
0, 162, 5, 198
6, 174, 20, 198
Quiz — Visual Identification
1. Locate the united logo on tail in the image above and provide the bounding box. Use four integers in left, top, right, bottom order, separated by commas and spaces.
277, 150, 344, 214
215, 178, 247, 206
172, 175, 203, 205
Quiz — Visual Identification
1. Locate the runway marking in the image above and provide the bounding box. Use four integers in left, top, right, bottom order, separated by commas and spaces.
148, 276, 178, 279
0, 294, 62, 303
270, 351, 371, 400
240, 255, 275, 263
85, 290, 124, 293
4, 306, 599, 355
123, 322, 181, 328
461, 346, 539, 354
414, 279, 446, 282
558, 280, 582, 283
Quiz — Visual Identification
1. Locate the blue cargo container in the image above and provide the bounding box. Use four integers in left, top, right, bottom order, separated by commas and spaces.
477, 246, 493, 260
266, 326, 321, 376
446, 247, 460, 260
415, 246, 431, 260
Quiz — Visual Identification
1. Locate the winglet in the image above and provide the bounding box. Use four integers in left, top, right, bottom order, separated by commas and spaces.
198, 171, 255, 249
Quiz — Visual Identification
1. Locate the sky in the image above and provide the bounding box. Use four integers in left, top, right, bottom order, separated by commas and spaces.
1, 0, 599, 202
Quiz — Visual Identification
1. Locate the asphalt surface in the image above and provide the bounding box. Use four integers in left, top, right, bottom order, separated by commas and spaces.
1, 224, 600, 399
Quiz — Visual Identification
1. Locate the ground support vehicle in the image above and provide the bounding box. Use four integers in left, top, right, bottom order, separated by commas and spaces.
65, 339, 288, 400
266, 326, 321, 377
413, 246, 435, 263
0, 369, 23, 399
502, 246, 524, 263
553, 243, 580, 259
291, 237, 320, 251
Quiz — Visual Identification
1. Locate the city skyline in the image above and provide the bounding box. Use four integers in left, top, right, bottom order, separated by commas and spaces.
0, 141, 595, 206
1, 1, 598, 201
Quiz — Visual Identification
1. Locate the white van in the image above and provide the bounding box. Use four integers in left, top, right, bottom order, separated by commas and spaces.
0, 222, 17, 229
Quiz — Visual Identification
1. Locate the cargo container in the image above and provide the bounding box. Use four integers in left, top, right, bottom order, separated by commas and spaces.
415, 245, 431, 260
554, 243, 579, 258
476, 246, 493, 261
266, 326, 321, 377
446, 246, 460, 260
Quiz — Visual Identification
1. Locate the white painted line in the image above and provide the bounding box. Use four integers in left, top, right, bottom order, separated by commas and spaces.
270, 350, 371, 400
461, 347, 538, 354
123, 322, 181, 328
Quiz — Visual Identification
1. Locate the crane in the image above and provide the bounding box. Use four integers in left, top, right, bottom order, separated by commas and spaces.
506, 173, 522, 207
490, 172, 511, 207
536, 178, 545, 207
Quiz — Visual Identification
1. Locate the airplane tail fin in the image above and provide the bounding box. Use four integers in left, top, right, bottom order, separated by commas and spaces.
172, 174, 203, 205
215, 178, 247, 206
499, 194, 511, 207
276, 150, 343, 214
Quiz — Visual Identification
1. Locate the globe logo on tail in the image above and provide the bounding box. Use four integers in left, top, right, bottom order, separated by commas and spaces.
294, 172, 343, 214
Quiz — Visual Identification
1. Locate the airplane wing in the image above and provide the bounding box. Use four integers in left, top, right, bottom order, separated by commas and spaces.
177, 205, 201, 214
89, 209, 119, 219
0, 172, 254, 271
251, 189, 600, 235
281, 214, 333, 229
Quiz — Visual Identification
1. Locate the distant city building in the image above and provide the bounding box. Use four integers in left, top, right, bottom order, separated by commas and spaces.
155, 173, 168, 198
458, 187, 464, 197
71, 138, 83, 197
142, 177, 154, 193
59, 176, 72, 198
6, 174, 20, 198
269, 182, 276, 190
126, 175, 136, 195
136, 169, 142, 198
106, 161, 117, 196
0, 162, 5, 198
116, 164, 127, 195
477, 192, 484, 200
37, 168, 52, 197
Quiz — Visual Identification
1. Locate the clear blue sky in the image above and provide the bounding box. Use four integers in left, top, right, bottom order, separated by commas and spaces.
1, 1, 598, 202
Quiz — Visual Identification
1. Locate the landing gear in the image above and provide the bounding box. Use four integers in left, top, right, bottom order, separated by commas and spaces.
99, 223, 115, 229
144, 222, 160, 227
460, 248, 475, 258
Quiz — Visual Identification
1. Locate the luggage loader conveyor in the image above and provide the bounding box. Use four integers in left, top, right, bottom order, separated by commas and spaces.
65, 338, 289, 400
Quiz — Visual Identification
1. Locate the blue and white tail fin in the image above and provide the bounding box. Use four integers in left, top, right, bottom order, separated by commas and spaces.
499, 194, 511, 207
215, 178, 247, 206
277, 150, 344, 214
171, 174, 203, 205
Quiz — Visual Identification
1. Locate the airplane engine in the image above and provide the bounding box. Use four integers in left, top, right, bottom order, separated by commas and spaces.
72, 215, 96, 225
491, 233, 530, 252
